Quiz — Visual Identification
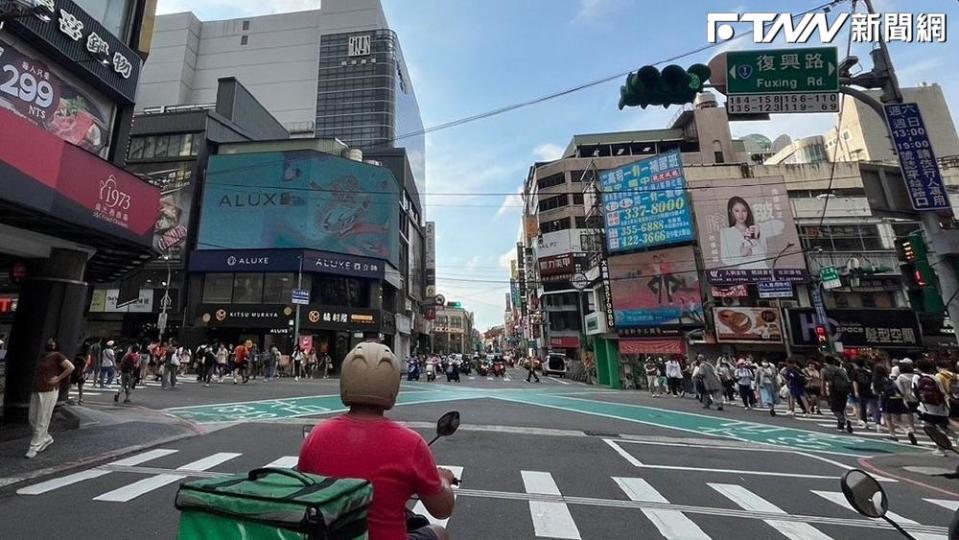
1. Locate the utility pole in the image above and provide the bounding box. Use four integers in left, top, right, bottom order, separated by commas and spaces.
293, 255, 303, 351
847, 0, 959, 346
772, 243, 794, 358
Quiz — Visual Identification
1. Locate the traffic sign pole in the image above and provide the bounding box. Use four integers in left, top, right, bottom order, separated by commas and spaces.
293, 256, 303, 352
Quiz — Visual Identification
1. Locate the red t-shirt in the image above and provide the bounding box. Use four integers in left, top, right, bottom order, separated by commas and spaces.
234, 345, 248, 366
298, 415, 442, 540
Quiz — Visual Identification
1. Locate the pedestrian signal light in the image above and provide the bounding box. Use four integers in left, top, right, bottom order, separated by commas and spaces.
815, 325, 828, 345
914, 267, 928, 287
619, 64, 711, 110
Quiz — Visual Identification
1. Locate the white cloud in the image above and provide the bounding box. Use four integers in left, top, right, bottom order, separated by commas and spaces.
495, 185, 524, 218
498, 247, 517, 271
533, 143, 564, 162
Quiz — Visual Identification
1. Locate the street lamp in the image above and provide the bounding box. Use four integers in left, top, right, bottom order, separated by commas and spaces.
158, 254, 172, 341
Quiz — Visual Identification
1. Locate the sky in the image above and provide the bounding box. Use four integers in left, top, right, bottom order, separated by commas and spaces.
154, 0, 959, 331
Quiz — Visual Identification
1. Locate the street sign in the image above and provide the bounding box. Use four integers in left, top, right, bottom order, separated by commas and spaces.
157, 312, 168, 335
726, 93, 838, 114
820, 266, 842, 290
884, 102, 951, 211
758, 281, 793, 299
291, 288, 310, 305
726, 47, 839, 95
434, 294, 446, 306
810, 287, 828, 327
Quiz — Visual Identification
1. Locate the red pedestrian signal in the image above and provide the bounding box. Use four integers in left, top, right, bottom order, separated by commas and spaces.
815, 325, 828, 345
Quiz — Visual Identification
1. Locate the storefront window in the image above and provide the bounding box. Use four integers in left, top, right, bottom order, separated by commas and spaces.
202, 273, 234, 303
263, 273, 295, 303
233, 274, 264, 304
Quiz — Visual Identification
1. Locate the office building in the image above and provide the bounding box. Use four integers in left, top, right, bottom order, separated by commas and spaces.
136, 0, 425, 205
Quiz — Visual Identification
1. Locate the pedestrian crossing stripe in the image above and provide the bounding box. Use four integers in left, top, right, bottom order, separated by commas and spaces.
811, 490, 944, 540
15, 449, 954, 538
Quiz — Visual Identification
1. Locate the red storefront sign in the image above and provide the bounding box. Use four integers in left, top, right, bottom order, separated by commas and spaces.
0, 108, 158, 246
0, 297, 17, 313
618, 338, 685, 355
549, 336, 580, 348
538, 254, 574, 277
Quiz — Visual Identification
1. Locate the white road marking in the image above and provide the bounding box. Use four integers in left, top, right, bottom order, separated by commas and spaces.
710, 483, 833, 540
812, 491, 945, 540
94, 452, 241, 502
263, 456, 299, 469
926, 499, 959, 511
17, 449, 179, 496
412, 466, 463, 528
521, 471, 581, 539
613, 477, 710, 539
468, 377, 476, 381
552, 378, 570, 385
604, 439, 844, 479
68, 391, 102, 396
487, 377, 493, 381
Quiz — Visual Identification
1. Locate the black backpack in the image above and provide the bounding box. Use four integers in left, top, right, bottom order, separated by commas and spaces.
855, 368, 874, 397
829, 367, 852, 394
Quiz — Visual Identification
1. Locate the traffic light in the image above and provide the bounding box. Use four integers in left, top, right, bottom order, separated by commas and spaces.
619, 64, 712, 110
815, 325, 828, 351
896, 231, 945, 313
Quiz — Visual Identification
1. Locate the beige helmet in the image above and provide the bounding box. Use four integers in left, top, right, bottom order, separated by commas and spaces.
340, 342, 401, 409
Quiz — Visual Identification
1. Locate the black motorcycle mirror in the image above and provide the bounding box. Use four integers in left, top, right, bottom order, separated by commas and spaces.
924, 425, 959, 456
429, 411, 460, 446
841, 469, 917, 539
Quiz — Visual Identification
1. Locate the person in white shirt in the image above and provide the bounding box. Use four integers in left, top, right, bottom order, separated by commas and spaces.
665, 357, 684, 397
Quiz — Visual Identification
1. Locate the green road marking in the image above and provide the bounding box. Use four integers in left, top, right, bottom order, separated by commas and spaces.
166, 390, 471, 424
494, 393, 921, 457
165, 383, 921, 457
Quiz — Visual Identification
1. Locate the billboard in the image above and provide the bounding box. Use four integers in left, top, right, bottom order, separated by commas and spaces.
690, 175, 806, 285
713, 307, 784, 343
198, 151, 400, 267
608, 246, 703, 328
536, 229, 585, 259
600, 151, 694, 253
0, 38, 115, 158
126, 162, 195, 258
787, 308, 922, 349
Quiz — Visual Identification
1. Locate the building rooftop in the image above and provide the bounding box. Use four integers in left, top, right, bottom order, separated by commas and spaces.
563, 129, 686, 158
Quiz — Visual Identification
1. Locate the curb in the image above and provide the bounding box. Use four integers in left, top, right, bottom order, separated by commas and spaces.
0, 420, 206, 490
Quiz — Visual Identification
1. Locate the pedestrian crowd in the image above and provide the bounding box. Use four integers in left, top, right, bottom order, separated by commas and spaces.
638, 352, 959, 453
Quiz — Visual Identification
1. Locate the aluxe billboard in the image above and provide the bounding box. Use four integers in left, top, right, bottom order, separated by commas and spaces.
199, 151, 400, 268
0, 108, 158, 246
188, 248, 387, 279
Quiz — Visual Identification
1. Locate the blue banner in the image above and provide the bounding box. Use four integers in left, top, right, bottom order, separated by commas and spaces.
885, 102, 951, 211
600, 151, 694, 253
198, 151, 400, 267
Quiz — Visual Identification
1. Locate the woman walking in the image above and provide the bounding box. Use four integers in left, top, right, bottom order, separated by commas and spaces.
717, 358, 735, 404
665, 357, 683, 397
781, 358, 809, 415
756, 359, 779, 414
215, 343, 229, 382
803, 361, 823, 414
293, 346, 305, 381
874, 364, 910, 442
734, 359, 756, 409
895, 360, 920, 444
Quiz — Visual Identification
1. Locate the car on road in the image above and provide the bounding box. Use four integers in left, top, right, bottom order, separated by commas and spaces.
543, 353, 568, 378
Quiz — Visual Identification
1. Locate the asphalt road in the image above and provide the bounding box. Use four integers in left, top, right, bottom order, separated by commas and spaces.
2, 367, 956, 539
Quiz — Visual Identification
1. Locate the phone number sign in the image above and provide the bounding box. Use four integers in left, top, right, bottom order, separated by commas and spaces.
600, 150, 694, 253
885, 102, 951, 211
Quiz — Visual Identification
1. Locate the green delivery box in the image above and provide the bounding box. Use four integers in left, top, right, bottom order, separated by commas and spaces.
175, 468, 373, 540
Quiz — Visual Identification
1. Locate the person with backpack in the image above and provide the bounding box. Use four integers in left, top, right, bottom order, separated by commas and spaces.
896, 358, 921, 427
874, 363, 913, 443
821, 355, 853, 433
852, 359, 879, 428
161, 340, 179, 389
915, 357, 955, 453
803, 361, 823, 415
115, 344, 140, 404
935, 358, 959, 432
782, 358, 809, 415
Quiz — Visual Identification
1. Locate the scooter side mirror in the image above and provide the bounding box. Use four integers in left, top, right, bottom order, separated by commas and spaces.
841, 469, 888, 519
436, 411, 460, 438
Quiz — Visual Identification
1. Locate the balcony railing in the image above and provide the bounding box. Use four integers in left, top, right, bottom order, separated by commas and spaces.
805, 251, 901, 275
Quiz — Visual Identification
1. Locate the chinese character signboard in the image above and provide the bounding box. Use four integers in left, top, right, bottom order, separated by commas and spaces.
690, 175, 806, 285
600, 151, 694, 253
757, 281, 793, 299
787, 308, 922, 349
725, 47, 839, 114
884, 102, 951, 211
607, 246, 703, 328
713, 307, 784, 343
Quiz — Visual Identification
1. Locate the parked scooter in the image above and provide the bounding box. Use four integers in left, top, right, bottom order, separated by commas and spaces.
840, 468, 958, 539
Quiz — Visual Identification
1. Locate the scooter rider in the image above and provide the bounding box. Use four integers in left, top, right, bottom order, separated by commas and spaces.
298, 342, 456, 540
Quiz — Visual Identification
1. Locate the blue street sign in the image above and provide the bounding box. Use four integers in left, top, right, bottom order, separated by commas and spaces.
758, 280, 793, 299
291, 288, 310, 305
810, 287, 828, 327
884, 102, 951, 211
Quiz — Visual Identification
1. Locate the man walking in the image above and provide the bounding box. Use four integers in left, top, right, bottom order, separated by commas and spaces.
321, 351, 333, 379
822, 356, 854, 433
696, 359, 723, 410
161, 340, 179, 389
526, 356, 540, 383
115, 344, 140, 403
87, 338, 102, 387
644, 357, 660, 397
98, 340, 116, 388
26, 338, 74, 458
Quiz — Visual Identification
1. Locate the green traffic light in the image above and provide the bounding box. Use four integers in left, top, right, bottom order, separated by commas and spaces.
618, 63, 712, 110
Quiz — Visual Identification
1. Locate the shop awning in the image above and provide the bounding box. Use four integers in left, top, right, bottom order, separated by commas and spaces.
0, 109, 160, 282
619, 338, 685, 355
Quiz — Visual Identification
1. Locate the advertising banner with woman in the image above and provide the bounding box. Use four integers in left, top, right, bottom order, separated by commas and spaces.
689, 175, 806, 285
607, 246, 703, 328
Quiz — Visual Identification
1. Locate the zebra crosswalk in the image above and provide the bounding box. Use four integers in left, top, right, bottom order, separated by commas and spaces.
13, 448, 953, 539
